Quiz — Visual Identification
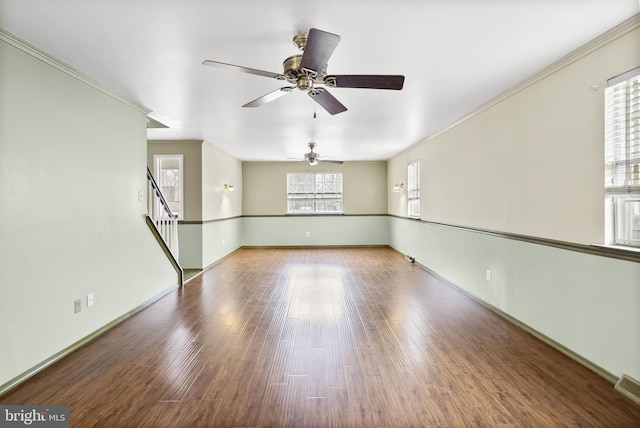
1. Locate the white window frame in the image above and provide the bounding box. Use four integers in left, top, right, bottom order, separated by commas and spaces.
605, 66, 640, 247
408, 160, 420, 218
287, 172, 343, 214
154, 154, 184, 220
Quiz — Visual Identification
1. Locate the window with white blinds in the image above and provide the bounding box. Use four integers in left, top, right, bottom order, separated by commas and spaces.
287, 172, 343, 214
407, 160, 420, 218
605, 66, 640, 246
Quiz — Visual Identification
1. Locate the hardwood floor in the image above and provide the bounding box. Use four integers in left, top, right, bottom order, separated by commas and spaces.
2, 247, 639, 427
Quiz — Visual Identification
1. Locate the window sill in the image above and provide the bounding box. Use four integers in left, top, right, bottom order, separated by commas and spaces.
286, 213, 344, 216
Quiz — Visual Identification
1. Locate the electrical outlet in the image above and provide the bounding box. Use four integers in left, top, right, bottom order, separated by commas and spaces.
74, 299, 81, 314
486, 269, 492, 282
87, 293, 94, 307
222, 239, 225, 246
305, 231, 310, 237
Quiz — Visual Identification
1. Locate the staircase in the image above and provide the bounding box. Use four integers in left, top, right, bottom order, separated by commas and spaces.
146, 167, 183, 286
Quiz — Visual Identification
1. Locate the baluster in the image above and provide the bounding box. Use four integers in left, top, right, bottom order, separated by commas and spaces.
147, 167, 179, 261
173, 219, 179, 257
173, 219, 179, 258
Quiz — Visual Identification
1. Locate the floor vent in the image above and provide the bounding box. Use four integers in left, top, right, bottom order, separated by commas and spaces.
615, 374, 640, 405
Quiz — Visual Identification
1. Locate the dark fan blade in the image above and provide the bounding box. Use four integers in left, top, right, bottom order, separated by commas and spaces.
308, 89, 347, 115
300, 28, 341, 74
243, 87, 295, 108
327, 75, 405, 90
318, 159, 344, 164
202, 60, 284, 80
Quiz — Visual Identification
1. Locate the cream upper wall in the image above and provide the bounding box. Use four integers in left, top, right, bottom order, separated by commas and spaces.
202, 142, 242, 220
147, 140, 243, 222
148, 141, 203, 222
243, 161, 387, 215
388, 18, 640, 245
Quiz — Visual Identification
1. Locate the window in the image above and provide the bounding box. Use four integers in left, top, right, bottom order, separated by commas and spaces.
605, 67, 640, 247
408, 160, 420, 218
287, 173, 343, 214
154, 154, 184, 219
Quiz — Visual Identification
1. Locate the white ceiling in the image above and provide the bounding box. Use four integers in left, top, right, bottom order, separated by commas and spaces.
1, 0, 638, 162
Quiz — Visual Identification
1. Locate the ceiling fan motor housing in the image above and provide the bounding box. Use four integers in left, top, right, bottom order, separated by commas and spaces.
283, 54, 303, 80
283, 54, 326, 85
306, 142, 319, 162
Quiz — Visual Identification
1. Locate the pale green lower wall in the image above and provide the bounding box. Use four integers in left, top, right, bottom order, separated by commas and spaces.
179, 216, 389, 269
178, 218, 242, 269
0, 34, 177, 389
389, 216, 640, 381
178, 224, 204, 268
241, 216, 389, 247
203, 218, 242, 268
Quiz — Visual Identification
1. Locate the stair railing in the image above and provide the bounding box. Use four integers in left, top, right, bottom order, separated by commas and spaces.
146, 167, 179, 259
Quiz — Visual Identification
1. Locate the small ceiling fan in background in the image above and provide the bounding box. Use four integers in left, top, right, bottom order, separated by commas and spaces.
203, 28, 404, 115
289, 142, 343, 165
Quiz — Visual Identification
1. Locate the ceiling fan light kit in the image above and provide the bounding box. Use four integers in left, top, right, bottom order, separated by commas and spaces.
203, 28, 405, 115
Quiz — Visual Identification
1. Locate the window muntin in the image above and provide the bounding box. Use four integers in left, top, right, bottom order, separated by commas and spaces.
287, 173, 343, 214
605, 67, 640, 246
408, 160, 420, 218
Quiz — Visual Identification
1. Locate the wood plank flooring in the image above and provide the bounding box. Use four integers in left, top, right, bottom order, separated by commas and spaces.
2, 247, 639, 427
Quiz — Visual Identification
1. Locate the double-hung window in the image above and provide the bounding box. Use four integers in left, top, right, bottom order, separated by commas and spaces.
605, 67, 640, 247
408, 160, 420, 218
154, 154, 184, 220
287, 172, 343, 214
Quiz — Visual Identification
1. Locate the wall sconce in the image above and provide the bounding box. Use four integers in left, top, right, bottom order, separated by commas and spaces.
393, 182, 404, 192
223, 184, 236, 193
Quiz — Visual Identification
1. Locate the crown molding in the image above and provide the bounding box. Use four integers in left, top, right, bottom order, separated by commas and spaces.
0, 27, 150, 115
408, 13, 640, 152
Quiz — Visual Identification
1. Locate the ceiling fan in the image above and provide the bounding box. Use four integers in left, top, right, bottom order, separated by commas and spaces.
202, 28, 404, 115
290, 142, 343, 165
